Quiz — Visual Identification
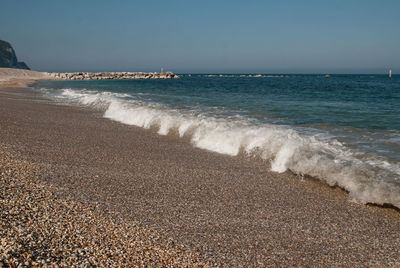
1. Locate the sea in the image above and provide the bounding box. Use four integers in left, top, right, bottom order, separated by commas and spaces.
33, 74, 400, 209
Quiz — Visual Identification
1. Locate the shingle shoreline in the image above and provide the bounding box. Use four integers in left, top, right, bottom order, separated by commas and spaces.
0, 149, 206, 267
0, 84, 399, 267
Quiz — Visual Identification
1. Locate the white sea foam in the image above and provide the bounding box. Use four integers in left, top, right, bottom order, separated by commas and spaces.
43, 88, 400, 209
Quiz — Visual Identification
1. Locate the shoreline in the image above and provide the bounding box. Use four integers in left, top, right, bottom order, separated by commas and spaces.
0, 68, 52, 88
1, 78, 399, 265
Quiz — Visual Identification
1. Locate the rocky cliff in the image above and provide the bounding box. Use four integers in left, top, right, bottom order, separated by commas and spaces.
0, 40, 30, 70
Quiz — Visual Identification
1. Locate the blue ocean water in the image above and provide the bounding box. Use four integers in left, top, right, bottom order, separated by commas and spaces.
34, 74, 400, 208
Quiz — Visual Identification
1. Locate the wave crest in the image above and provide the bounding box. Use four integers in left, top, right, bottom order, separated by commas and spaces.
42, 88, 400, 208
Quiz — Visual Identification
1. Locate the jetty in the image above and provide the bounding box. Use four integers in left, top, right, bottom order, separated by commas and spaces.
49, 71, 179, 80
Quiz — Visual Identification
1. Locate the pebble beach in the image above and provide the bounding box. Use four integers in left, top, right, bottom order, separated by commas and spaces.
0, 149, 204, 267
0, 72, 400, 266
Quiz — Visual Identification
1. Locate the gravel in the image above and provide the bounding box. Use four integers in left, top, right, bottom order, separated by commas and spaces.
0, 149, 206, 267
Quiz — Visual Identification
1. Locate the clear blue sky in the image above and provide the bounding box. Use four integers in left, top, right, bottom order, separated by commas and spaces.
1, 0, 399, 73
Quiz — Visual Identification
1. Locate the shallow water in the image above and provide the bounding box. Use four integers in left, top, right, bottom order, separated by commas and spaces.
34, 74, 400, 208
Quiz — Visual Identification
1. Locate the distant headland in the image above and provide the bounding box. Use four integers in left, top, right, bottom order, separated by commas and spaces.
0, 40, 30, 70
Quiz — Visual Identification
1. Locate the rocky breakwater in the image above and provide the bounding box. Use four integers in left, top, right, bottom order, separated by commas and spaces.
50, 72, 179, 80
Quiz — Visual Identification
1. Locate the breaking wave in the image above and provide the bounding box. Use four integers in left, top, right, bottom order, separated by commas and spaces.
41, 88, 400, 208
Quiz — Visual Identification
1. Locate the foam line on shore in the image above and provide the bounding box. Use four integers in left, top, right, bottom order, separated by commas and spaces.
41, 87, 400, 208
